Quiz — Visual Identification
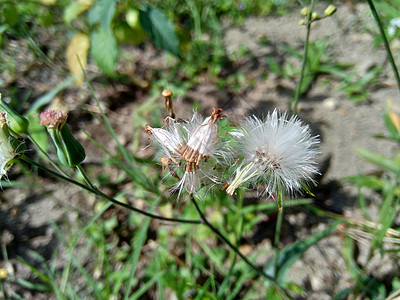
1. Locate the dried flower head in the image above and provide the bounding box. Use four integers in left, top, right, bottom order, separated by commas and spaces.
226, 109, 320, 198
39, 109, 86, 167
146, 108, 229, 199
39, 109, 68, 130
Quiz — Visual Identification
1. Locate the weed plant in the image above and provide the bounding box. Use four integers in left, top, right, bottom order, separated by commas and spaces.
0, 1, 400, 299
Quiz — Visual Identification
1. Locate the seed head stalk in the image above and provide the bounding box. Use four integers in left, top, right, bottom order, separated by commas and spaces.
20, 155, 201, 224
291, 0, 316, 115
189, 194, 274, 281
366, 0, 400, 95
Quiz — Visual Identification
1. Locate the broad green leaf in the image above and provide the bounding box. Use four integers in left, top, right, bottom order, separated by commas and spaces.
139, 6, 181, 58
88, 0, 115, 28
356, 148, 400, 175
264, 220, 341, 284
66, 33, 90, 86
4, 5, 19, 26
90, 28, 117, 77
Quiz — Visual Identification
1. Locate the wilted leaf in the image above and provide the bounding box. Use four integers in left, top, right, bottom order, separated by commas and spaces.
140, 6, 181, 58
66, 33, 90, 87
90, 28, 117, 77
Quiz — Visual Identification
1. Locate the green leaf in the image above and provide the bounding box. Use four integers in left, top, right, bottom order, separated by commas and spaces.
64, 1, 91, 25
344, 175, 385, 190
356, 148, 400, 175
4, 5, 19, 26
91, 28, 118, 77
139, 6, 181, 58
26, 112, 48, 151
264, 220, 341, 285
383, 112, 400, 142
88, 0, 116, 28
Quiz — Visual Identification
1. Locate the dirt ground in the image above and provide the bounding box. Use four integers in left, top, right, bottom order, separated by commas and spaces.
1, 2, 400, 299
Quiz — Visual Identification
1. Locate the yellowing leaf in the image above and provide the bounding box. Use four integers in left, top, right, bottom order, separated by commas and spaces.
388, 111, 400, 135
64, 0, 93, 24
79, 0, 93, 6
39, 0, 57, 5
66, 33, 90, 87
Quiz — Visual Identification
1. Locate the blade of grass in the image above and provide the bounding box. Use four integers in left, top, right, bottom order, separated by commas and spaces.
61, 202, 113, 292
367, 0, 400, 94
81, 70, 155, 193
154, 254, 165, 300
123, 198, 161, 299
13, 277, 52, 292
72, 258, 103, 299
129, 272, 164, 300
241, 198, 312, 214
265, 219, 342, 285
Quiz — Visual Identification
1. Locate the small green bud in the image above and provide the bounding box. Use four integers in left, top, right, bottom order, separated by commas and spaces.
0, 113, 26, 179
324, 5, 337, 17
300, 7, 309, 16
0, 95, 29, 134
311, 12, 319, 20
39, 109, 86, 167
298, 19, 306, 26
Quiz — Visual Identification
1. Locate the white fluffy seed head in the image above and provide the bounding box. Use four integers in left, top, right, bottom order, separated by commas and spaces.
228, 109, 320, 197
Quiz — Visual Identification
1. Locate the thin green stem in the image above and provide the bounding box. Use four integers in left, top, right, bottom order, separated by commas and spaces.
20, 155, 201, 225
367, 0, 400, 94
273, 207, 284, 280
27, 135, 70, 178
76, 164, 97, 191
291, 0, 316, 115
189, 194, 274, 282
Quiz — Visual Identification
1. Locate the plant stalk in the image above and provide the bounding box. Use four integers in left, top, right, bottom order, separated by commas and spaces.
291, 0, 316, 115
190, 194, 274, 282
367, 0, 400, 94
20, 155, 201, 225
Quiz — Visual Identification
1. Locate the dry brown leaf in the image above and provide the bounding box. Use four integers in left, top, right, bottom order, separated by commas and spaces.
66, 32, 90, 87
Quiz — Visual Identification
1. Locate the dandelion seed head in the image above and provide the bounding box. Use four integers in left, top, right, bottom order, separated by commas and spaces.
228, 109, 320, 197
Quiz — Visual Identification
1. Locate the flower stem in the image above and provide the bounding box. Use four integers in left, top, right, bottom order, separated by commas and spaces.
189, 194, 274, 282
367, 0, 400, 94
274, 206, 284, 280
76, 164, 97, 191
291, 0, 316, 115
27, 135, 70, 178
20, 155, 201, 225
